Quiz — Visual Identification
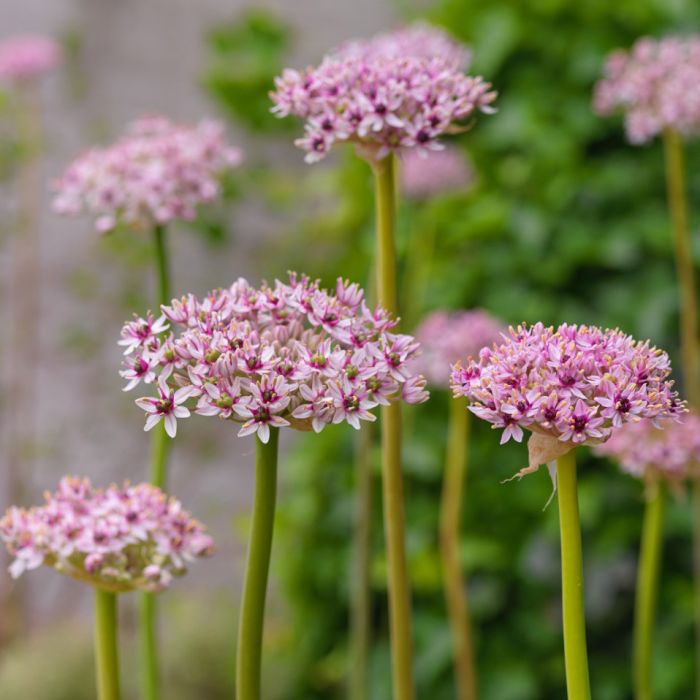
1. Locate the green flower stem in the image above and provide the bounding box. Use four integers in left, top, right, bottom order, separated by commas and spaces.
94, 589, 121, 700
634, 483, 665, 700
140, 223, 173, 700
236, 429, 280, 700
556, 449, 591, 700
662, 128, 700, 700
439, 398, 477, 700
372, 153, 415, 700
350, 424, 374, 700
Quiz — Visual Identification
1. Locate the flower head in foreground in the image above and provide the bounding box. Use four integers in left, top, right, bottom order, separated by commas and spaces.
400, 146, 473, 199
53, 115, 243, 233
121, 274, 429, 443
594, 35, 700, 144
0, 477, 214, 592
413, 309, 503, 387
0, 35, 61, 82
450, 323, 684, 475
594, 414, 700, 489
270, 23, 496, 163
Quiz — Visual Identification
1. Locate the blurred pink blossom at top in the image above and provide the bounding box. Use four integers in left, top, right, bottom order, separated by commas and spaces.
594, 35, 700, 144
413, 309, 503, 388
53, 115, 243, 233
400, 146, 473, 199
0, 35, 61, 81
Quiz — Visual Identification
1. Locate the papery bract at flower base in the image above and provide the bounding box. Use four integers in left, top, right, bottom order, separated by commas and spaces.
450, 323, 685, 476
413, 309, 504, 388
53, 115, 243, 233
270, 22, 496, 164
0, 477, 214, 592
595, 413, 700, 489
594, 35, 700, 144
121, 274, 430, 443
0, 35, 62, 82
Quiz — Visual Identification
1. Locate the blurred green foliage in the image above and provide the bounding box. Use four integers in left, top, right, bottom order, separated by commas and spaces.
203, 1, 700, 699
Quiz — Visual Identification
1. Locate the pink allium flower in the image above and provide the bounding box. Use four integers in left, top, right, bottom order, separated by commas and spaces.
594, 35, 700, 144
595, 414, 700, 488
413, 309, 504, 387
120, 274, 430, 444
0, 35, 61, 81
53, 115, 243, 233
0, 476, 214, 592
270, 23, 496, 164
450, 323, 684, 475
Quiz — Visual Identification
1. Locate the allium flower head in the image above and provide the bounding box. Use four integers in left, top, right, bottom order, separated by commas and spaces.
0, 35, 61, 81
270, 23, 496, 163
595, 414, 700, 489
450, 323, 684, 475
0, 477, 214, 592
413, 309, 503, 387
594, 35, 700, 144
53, 115, 243, 233
400, 146, 473, 199
120, 274, 429, 443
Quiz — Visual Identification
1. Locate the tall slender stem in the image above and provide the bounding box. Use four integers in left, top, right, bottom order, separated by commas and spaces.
94, 589, 121, 700
440, 399, 477, 700
634, 483, 665, 700
236, 429, 280, 700
350, 424, 374, 700
372, 153, 415, 700
556, 449, 591, 700
140, 223, 172, 700
662, 128, 700, 700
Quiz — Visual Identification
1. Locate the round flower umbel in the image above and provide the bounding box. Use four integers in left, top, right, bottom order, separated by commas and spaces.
0, 35, 61, 82
121, 274, 430, 443
0, 476, 214, 593
400, 146, 473, 200
270, 23, 496, 164
594, 35, 700, 144
414, 309, 503, 387
53, 115, 243, 233
595, 414, 700, 490
450, 323, 684, 476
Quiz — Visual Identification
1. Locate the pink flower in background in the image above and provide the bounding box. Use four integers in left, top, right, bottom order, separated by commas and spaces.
413, 309, 504, 387
594, 35, 700, 143
0, 476, 214, 592
595, 413, 700, 487
0, 35, 61, 81
120, 274, 429, 443
400, 146, 473, 199
53, 115, 243, 233
270, 23, 496, 163
450, 323, 683, 471
333, 21, 472, 70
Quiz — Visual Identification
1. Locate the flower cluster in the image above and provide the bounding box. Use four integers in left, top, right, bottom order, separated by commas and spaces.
595, 414, 700, 487
450, 323, 683, 472
594, 35, 700, 144
0, 35, 61, 82
53, 115, 243, 233
0, 477, 214, 592
400, 146, 473, 199
270, 24, 496, 163
121, 274, 429, 443
413, 309, 503, 387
